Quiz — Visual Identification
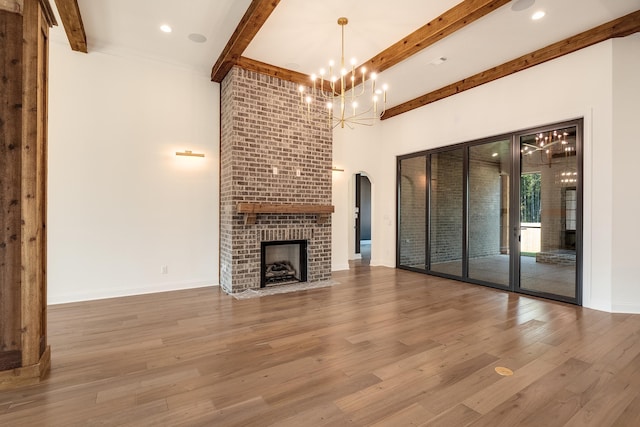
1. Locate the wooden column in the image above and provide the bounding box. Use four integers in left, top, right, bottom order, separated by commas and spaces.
0, 0, 55, 390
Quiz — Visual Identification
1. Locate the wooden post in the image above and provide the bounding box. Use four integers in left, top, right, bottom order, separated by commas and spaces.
0, 2, 24, 375
0, 0, 54, 390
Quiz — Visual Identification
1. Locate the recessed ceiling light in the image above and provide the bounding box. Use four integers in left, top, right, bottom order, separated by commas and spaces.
160, 24, 172, 33
531, 10, 545, 20
511, 0, 535, 12
188, 33, 207, 43
430, 56, 447, 66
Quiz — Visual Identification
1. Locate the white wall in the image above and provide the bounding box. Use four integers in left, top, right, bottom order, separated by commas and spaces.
612, 34, 640, 313
48, 43, 220, 304
332, 38, 637, 312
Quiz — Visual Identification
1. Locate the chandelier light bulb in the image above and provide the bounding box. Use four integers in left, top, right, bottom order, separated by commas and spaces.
329, 60, 335, 67
305, 96, 312, 104
352, 101, 358, 109
311, 74, 317, 81
298, 85, 304, 93
350, 58, 357, 65
319, 69, 325, 76
361, 66, 367, 74
326, 102, 333, 109
371, 72, 377, 80
341, 68, 347, 76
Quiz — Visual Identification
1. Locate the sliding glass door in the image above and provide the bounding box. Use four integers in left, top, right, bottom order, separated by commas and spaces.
515, 124, 581, 301
398, 156, 427, 271
430, 148, 464, 276
397, 119, 582, 304
468, 139, 510, 288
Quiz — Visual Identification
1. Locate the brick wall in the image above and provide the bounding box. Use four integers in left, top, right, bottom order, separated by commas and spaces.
468, 158, 501, 258
399, 156, 426, 267
431, 149, 464, 264
220, 67, 332, 293
399, 151, 502, 267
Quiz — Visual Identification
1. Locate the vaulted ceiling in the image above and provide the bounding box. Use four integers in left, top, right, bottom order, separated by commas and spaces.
51, 0, 640, 118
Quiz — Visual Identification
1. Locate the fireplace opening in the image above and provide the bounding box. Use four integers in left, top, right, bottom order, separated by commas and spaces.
260, 240, 308, 288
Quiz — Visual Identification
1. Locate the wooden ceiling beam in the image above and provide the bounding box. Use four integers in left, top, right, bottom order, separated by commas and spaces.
211, 0, 280, 83
234, 0, 510, 92
383, 10, 640, 120
236, 57, 312, 88
53, 0, 86, 52
0, 1, 23, 13
346, 0, 511, 90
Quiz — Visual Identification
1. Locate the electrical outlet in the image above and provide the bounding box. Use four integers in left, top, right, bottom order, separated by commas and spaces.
161, 265, 168, 274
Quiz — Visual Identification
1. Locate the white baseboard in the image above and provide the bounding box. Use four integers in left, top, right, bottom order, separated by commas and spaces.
332, 263, 350, 272
370, 259, 395, 268
48, 281, 219, 305
612, 303, 640, 314
583, 298, 612, 313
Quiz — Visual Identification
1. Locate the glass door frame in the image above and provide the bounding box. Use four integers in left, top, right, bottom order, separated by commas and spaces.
511, 119, 583, 305
396, 118, 583, 305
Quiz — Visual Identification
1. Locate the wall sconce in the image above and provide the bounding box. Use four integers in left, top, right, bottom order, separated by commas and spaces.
176, 150, 205, 158
331, 166, 344, 172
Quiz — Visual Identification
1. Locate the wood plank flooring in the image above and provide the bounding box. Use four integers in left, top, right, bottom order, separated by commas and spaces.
1, 265, 640, 426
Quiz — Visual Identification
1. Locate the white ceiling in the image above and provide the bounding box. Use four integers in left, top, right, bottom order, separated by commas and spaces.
50, 0, 640, 108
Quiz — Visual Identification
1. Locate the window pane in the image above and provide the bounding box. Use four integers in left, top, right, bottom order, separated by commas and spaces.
398, 156, 426, 269
430, 149, 463, 276
468, 140, 510, 286
519, 126, 577, 298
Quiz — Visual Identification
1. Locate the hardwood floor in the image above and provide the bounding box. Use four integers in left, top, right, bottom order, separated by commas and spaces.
2, 265, 640, 426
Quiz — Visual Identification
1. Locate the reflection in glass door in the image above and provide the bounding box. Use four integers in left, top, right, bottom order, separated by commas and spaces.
517, 125, 580, 301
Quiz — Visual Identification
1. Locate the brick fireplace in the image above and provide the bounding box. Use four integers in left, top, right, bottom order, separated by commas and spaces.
219, 67, 333, 293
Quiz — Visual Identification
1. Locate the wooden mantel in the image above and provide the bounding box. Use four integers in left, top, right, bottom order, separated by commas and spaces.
237, 203, 334, 225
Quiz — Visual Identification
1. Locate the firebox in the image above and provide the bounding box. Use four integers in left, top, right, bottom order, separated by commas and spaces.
260, 240, 308, 288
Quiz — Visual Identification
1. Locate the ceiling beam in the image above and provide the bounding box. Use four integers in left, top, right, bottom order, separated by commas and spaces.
211, 0, 280, 83
236, 57, 312, 88
53, 0, 86, 52
346, 0, 511, 90
234, 0, 510, 92
0, 1, 23, 13
382, 10, 640, 121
